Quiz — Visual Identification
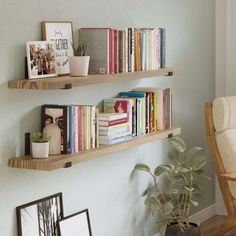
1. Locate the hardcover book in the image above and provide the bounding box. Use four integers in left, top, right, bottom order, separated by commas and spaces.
79, 28, 110, 74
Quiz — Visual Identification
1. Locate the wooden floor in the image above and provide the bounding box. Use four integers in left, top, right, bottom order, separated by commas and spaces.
200, 215, 236, 236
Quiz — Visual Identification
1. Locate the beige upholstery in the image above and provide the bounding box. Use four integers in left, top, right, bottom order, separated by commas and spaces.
213, 97, 236, 197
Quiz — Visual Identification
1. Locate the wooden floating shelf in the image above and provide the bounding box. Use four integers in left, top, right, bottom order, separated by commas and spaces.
8, 68, 174, 90
8, 127, 181, 171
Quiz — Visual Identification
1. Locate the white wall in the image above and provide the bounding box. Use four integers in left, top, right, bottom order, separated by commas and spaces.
0, 1, 215, 235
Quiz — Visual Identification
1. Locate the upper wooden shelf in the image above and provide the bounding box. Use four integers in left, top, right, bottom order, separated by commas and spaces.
8, 127, 180, 171
8, 68, 174, 90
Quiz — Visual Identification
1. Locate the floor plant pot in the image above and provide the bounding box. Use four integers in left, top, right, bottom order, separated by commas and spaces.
165, 222, 201, 236
69, 56, 90, 76
32, 142, 49, 158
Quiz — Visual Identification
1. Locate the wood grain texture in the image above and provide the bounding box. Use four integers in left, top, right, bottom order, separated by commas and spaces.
200, 215, 236, 236
8, 68, 174, 90
8, 127, 180, 171
205, 102, 236, 216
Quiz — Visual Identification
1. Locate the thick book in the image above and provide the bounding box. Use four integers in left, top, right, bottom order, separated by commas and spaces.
97, 113, 128, 121
99, 131, 131, 141
99, 126, 129, 136
79, 28, 110, 74
99, 122, 129, 131
99, 134, 132, 145
98, 117, 128, 127
41, 104, 68, 154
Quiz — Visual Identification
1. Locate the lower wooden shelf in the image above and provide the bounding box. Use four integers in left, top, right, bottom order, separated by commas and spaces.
8, 127, 181, 171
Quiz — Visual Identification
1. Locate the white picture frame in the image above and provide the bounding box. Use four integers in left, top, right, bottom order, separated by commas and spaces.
26, 41, 57, 79
58, 209, 92, 236
42, 21, 74, 75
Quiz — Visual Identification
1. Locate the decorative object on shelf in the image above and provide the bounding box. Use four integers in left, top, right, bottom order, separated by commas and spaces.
26, 41, 57, 79
42, 21, 74, 75
58, 209, 92, 236
31, 132, 50, 158
43, 123, 61, 155
69, 40, 90, 76
16, 192, 64, 236
42, 105, 68, 154
133, 136, 210, 236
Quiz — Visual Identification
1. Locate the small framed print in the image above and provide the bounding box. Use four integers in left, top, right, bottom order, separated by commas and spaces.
16, 193, 64, 236
26, 41, 57, 79
42, 21, 74, 75
58, 209, 92, 236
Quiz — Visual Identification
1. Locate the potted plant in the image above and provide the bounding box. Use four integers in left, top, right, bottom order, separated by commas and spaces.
31, 132, 50, 158
134, 136, 210, 236
69, 40, 90, 76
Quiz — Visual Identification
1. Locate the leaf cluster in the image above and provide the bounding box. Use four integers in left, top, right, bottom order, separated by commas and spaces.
72, 40, 88, 56
134, 136, 210, 234
31, 132, 50, 143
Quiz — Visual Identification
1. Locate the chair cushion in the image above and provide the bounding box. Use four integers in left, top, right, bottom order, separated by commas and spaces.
213, 97, 236, 132
216, 129, 236, 197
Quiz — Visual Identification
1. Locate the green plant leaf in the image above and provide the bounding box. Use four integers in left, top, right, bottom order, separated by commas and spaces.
190, 200, 199, 207
184, 186, 195, 192
163, 202, 174, 215
169, 136, 186, 153
186, 147, 203, 159
145, 197, 161, 210
168, 151, 178, 163
192, 156, 207, 171
134, 163, 150, 173
154, 164, 174, 176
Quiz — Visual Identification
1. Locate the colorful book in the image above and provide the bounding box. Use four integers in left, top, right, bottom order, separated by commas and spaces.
99, 134, 132, 145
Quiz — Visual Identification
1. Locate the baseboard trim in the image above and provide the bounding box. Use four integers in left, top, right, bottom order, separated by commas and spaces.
189, 204, 216, 225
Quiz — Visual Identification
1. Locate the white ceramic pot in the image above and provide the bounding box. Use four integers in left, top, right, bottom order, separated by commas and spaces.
32, 142, 49, 158
69, 56, 90, 77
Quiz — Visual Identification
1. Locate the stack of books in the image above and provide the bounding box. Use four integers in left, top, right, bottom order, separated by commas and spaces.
98, 113, 132, 145
79, 27, 166, 75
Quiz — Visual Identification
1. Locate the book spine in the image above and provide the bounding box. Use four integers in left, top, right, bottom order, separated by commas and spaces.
114, 30, 119, 73
69, 105, 74, 154
109, 29, 115, 74
131, 28, 135, 72
95, 108, 99, 148
91, 106, 96, 149
128, 28, 132, 72
99, 117, 128, 126
99, 134, 132, 145
119, 30, 123, 73
153, 92, 157, 131
78, 105, 83, 151
160, 28, 166, 68
74, 106, 79, 153
145, 93, 150, 134
136, 98, 142, 136
67, 106, 70, 153
157, 28, 161, 69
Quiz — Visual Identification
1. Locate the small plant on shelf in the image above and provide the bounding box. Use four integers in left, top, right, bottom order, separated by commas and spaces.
69, 40, 90, 77
31, 132, 51, 159
133, 136, 210, 236
72, 40, 88, 56
31, 132, 50, 143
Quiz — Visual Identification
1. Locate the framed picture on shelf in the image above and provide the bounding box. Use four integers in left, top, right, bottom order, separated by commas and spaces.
41, 105, 68, 154
58, 209, 92, 236
26, 41, 57, 79
16, 193, 64, 236
42, 21, 74, 75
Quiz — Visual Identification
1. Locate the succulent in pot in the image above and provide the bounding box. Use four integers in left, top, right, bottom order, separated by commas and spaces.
31, 132, 50, 158
69, 40, 90, 76
134, 136, 211, 236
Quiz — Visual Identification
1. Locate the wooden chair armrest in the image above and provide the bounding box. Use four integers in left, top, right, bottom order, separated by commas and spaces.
220, 173, 236, 181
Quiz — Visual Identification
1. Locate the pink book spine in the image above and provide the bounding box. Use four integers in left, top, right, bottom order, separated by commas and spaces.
109, 29, 115, 74
78, 105, 83, 151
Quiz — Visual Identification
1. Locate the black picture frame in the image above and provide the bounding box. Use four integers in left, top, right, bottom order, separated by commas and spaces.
41, 105, 68, 154
16, 193, 64, 236
58, 209, 92, 236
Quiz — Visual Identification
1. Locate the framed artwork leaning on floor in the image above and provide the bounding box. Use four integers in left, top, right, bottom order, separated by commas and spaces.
58, 209, 92, 236
16, 193, 64, 236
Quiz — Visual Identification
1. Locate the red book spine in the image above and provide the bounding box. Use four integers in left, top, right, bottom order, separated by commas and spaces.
99, 117, 128, 127
114, 30, 119, 73
109, 29, 115, 74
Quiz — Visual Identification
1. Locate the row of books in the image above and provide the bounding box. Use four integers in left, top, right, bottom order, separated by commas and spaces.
41, 87, 172, 154
103, 87, 172, 138
79, 27, 166, 75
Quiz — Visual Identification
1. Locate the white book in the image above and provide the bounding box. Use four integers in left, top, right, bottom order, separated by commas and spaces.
99, 122, 129, 131
99, 131, 131, 141
91, 106, 96, 149
99, 126, 129, 136
97, 113, 127, 121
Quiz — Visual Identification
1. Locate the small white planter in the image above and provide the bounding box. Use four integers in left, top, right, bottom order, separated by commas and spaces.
69, 56, 90, 77
32, 142, 49, 158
